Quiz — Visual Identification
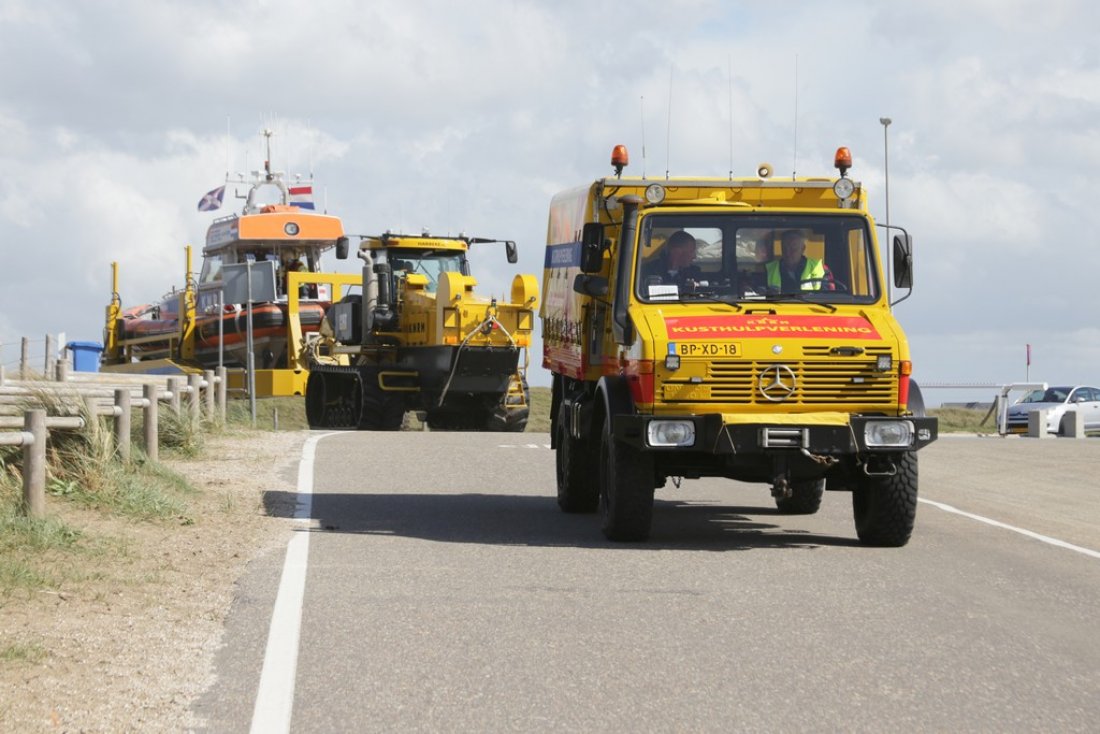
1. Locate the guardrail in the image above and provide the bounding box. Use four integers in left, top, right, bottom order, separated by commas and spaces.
0, 360, 229, 518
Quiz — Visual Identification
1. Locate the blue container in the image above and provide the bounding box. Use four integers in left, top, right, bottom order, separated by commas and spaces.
67, 341, 104, 372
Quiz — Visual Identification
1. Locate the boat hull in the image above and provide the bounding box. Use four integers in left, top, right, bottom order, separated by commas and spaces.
118, 301, 328, 369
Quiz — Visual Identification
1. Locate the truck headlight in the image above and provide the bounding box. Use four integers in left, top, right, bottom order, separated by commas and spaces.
648, 420, 695, 447
864, 420, 914, 448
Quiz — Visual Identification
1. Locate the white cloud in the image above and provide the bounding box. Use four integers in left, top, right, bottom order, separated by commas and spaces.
0, 0, 1097, 392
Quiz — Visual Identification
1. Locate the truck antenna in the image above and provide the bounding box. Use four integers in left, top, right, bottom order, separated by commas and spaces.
665, 66, 673, 180
640, 95, 648, 180
792, 54, 799, 179
728, 54, 735, 180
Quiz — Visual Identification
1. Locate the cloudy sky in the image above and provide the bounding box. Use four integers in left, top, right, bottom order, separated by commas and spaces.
1, 0, 1097, 403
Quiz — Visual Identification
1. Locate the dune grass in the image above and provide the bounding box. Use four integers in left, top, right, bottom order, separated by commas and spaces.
929, 407, 996, 433
1, 396, 200, 597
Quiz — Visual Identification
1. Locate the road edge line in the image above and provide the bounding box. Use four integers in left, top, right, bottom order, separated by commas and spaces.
249, 431, 335, 734
919, 498, 1100, 560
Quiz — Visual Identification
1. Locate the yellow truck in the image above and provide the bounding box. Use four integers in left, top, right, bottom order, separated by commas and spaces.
306, 232, 539, 431
542, 145, 937, 546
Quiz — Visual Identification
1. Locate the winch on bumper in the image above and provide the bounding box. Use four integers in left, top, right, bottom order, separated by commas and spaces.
612, 412, 939, 455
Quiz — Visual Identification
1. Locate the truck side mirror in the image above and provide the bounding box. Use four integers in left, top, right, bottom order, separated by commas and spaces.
893, 234, 913, 289
580, 222, 605, 273
505, 240, 518, 264
335, 236, 350, 260
573, 274, 609, 297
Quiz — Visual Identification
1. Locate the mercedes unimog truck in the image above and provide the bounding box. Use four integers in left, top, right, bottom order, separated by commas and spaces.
542, 145, 937, 546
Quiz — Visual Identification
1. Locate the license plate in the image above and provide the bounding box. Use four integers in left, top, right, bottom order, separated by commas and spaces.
674, 342, 741, 357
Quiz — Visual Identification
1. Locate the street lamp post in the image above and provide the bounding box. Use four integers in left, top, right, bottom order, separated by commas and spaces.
879, 117, 892, 302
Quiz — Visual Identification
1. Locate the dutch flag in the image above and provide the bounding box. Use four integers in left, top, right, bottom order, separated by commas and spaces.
289, 185, 315, 210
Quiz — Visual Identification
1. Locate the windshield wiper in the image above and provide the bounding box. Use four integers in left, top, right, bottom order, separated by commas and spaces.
677, 291, 744, 311
758, 292, 838, 312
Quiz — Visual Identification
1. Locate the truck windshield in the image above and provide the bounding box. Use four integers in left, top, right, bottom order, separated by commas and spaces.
635, 213, 880, 304
389, 249, 466, 293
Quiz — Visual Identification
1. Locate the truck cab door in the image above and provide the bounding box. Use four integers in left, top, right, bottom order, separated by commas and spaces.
587, 301, 608, 366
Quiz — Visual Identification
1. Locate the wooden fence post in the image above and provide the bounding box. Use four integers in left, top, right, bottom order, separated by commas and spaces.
143, 383, 158, 462
168, 377, 182, 414
23, 409, 46, 518
114, 388, 131, 462
188, 374, 202, 423
203, 370, 215, 420
216, 366, 227, 423
44, 334, 56, 378
55, 358, 70, 383
20, 336, 29, 379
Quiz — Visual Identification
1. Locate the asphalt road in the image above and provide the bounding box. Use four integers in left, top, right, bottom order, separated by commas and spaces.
197, 432, 1100, 732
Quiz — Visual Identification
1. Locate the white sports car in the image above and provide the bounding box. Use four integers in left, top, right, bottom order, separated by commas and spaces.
1004, 385, 1100, 435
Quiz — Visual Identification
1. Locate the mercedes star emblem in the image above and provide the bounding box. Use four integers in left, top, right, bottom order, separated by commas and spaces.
758, 364, 797, 402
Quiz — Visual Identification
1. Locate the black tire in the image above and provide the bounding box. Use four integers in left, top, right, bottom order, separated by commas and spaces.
487, 379, 530, 432
555, 417, 599, 513
358, 370, 404, 431
852, 452, 918, 547
598, 415, 655, 541
305, 371, 326, 428
775, 478, 825, 515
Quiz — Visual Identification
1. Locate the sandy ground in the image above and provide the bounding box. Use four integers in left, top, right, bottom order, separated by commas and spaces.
0, 429, 306, 733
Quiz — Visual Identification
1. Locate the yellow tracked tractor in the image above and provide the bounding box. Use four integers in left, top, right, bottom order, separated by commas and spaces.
306, 232, 539, 431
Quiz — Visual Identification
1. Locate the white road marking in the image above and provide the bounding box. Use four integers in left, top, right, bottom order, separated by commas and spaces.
919, 498, 1100, 560
245, 432, 1094, 733
498, 443, 552, 449
250, 432, 335, 734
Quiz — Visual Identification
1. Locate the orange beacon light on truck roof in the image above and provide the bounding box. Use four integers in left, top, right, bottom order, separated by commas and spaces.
834, 146, 852, 175
611, 145, 629, 177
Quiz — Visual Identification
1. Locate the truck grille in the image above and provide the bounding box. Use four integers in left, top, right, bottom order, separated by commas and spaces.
662, 347, 897, 406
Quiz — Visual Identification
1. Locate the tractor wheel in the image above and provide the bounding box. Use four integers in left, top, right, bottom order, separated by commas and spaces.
358, 370, 404, 431
487, 379, 531, 432
305, 371, 327, 428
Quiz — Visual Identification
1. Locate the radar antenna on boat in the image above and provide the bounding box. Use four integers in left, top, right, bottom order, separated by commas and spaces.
226, 128, 291, 214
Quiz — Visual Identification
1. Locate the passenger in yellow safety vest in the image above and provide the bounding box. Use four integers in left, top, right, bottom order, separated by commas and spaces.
765, 230, 832, 292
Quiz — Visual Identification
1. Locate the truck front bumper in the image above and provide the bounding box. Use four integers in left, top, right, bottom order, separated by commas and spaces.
613, 412, 938, 455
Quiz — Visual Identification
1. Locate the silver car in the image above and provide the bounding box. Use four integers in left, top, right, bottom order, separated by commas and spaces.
1004, 385, 1100, 435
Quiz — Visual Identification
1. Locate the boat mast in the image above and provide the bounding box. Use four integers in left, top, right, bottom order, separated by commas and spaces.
242, 128, 289, 213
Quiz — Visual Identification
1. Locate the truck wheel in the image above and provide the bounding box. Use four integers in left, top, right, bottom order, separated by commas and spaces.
555, 418, 598, 513
598, 416, 655, 541
775, 478, 825, 515
852, 452, 918, 547
358, 371, 404, 431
